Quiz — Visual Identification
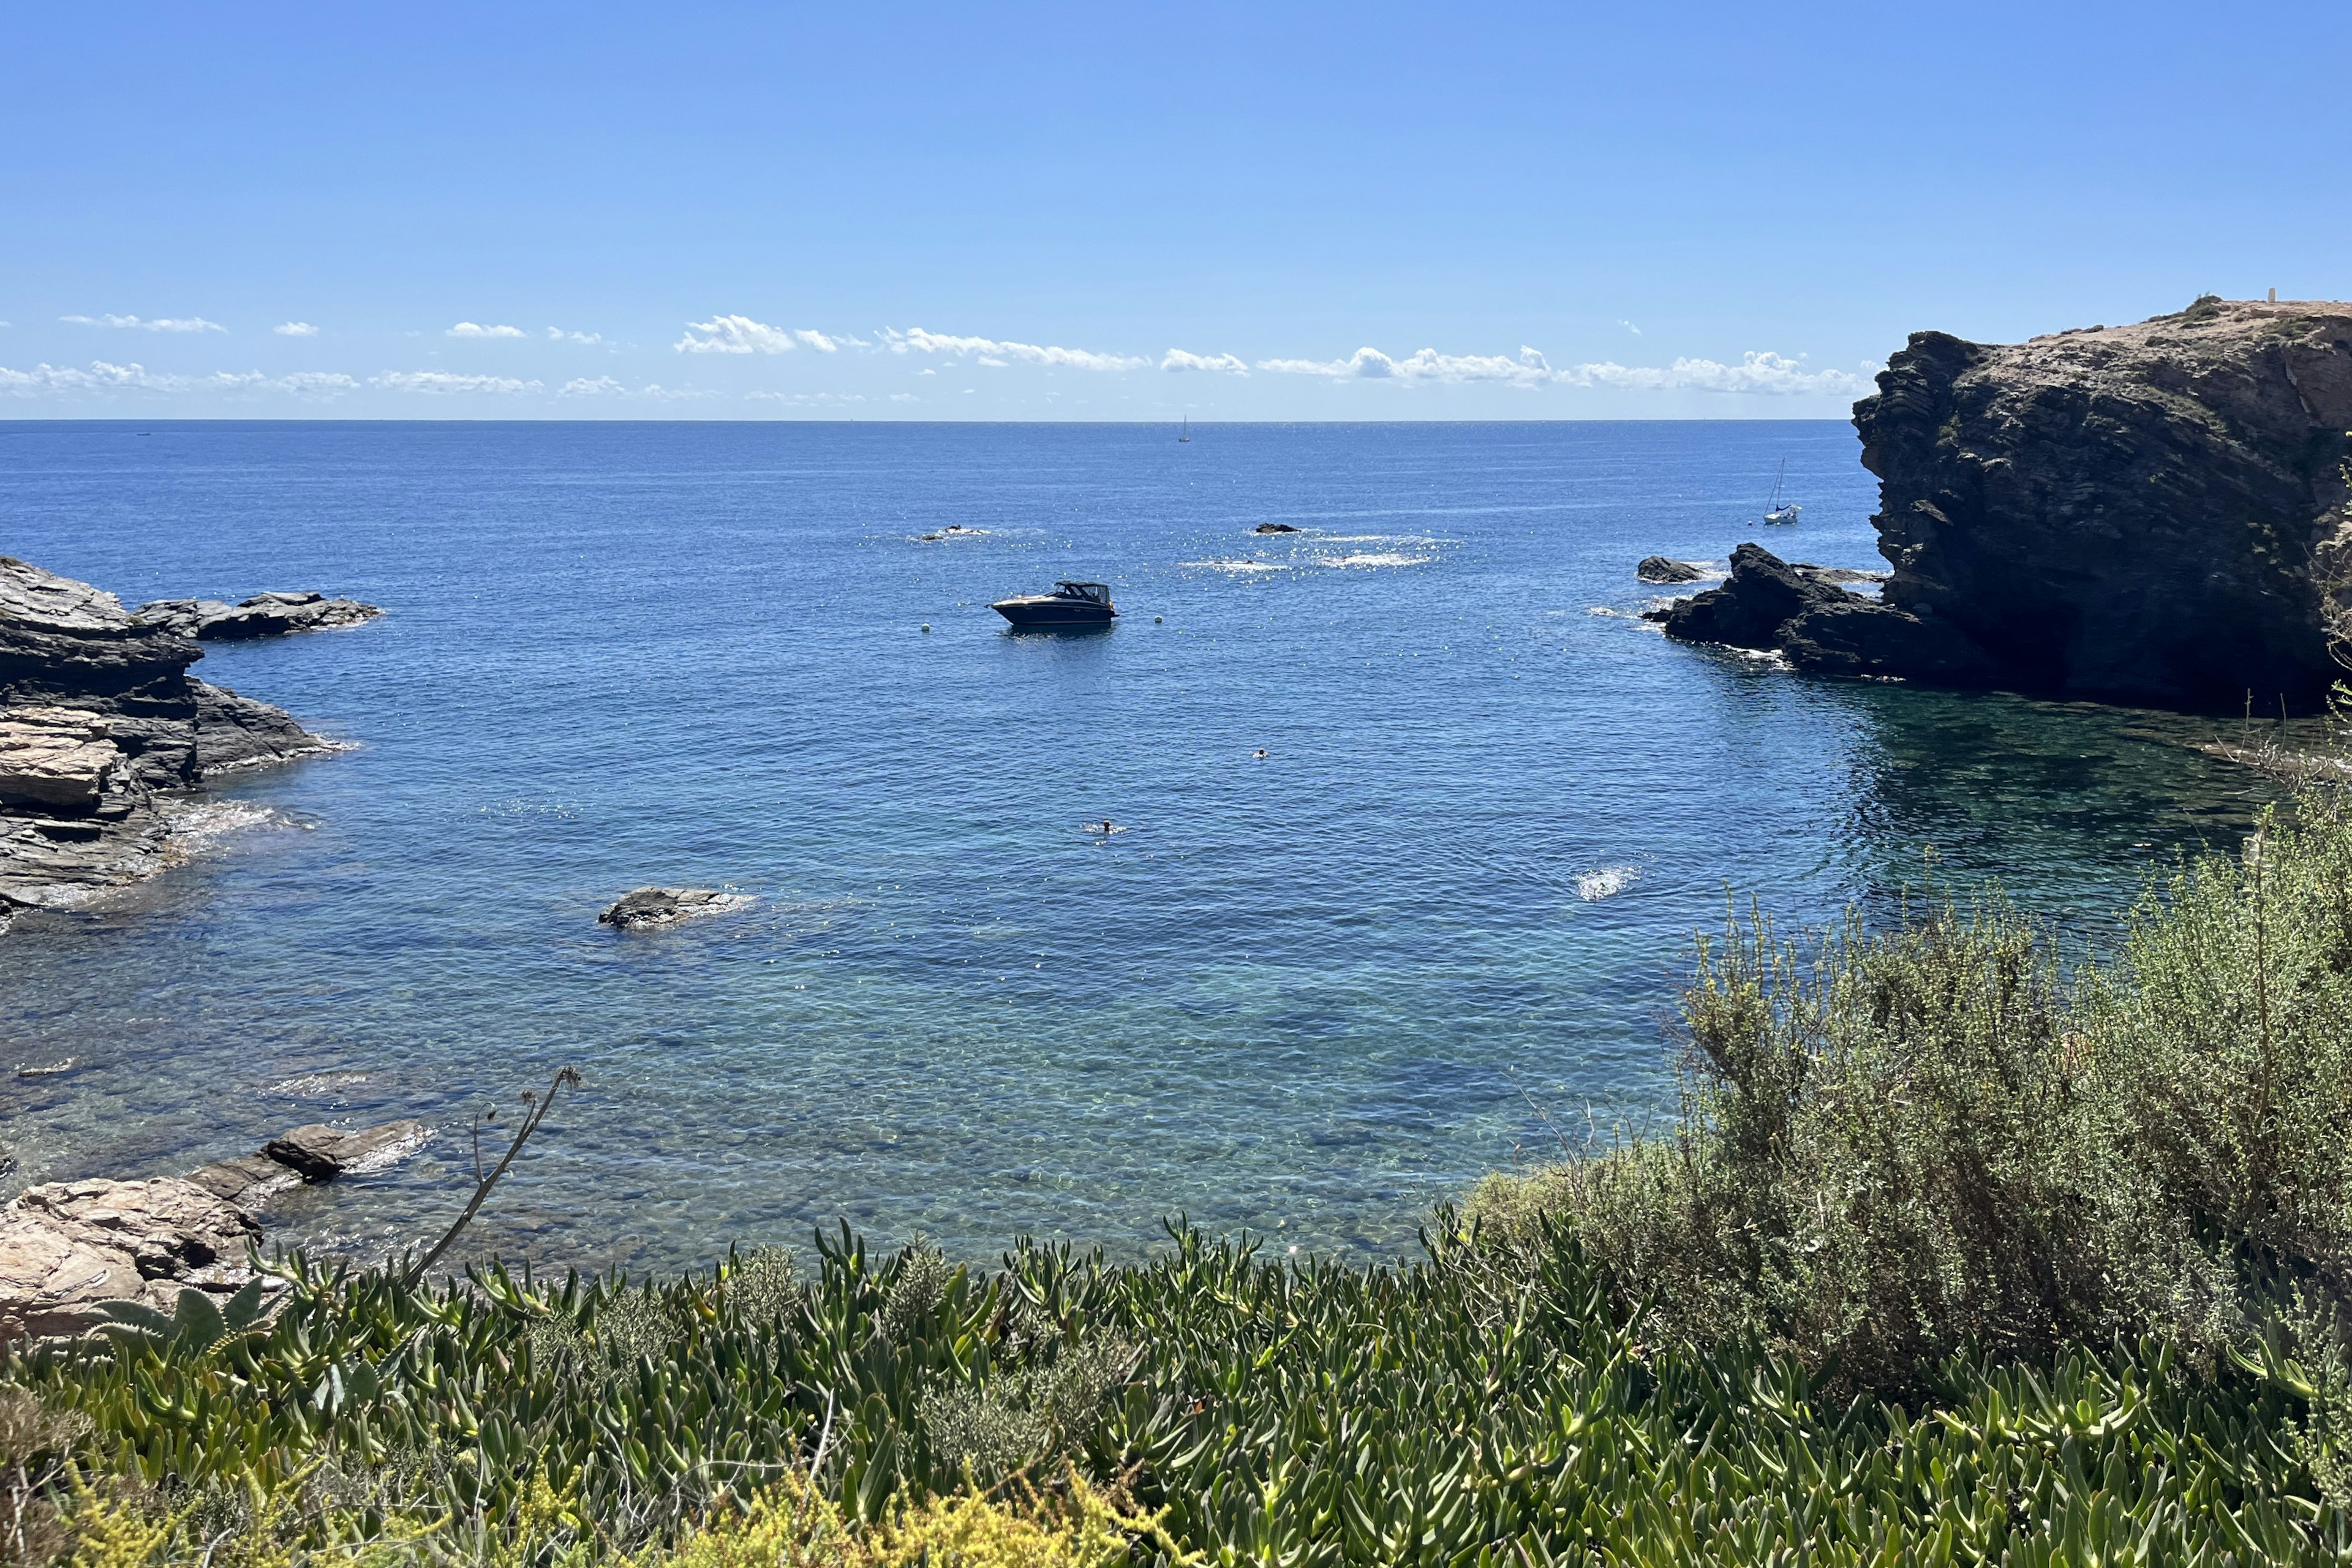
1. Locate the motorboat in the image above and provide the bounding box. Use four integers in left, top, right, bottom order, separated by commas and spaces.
991, 580, 1118, 628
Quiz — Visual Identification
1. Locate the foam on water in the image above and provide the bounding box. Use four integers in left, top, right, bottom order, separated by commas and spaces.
1316, 551, 1434, 569
1574, 865, 1643, 902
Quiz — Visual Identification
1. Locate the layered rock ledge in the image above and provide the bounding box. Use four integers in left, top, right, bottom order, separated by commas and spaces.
0, 1118, 433, 1341
1665, 298, 2352, 709
135, 591, 382, 641
0, 557, 339, 917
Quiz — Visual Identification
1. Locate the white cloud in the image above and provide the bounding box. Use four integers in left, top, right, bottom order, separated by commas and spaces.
745, 390, 866, 404
61, 314, 225, 333
1257, 345, 1558, 387
547, 328, 604, 344
1619, 320, 1642, 336
1556, 352, 1869, 396
884, 327, 1147, 372
889, 393, 918, 402
1161, 349, 1249, 374
272, 372, 360, 396
1256, 343, 1868, 396
559, 377, 715, 400
1, 361, 355, 398
374, 371, 540, 394
674, 315, 841, 355
274, 322, 319, 337
3, 360, 176, 394
446, 322, 526, 339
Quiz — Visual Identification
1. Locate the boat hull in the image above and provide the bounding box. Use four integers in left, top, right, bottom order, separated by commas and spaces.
992, 597, 1118, 628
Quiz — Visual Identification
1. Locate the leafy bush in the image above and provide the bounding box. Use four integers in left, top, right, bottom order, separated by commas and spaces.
1471, 787, 2352, 1396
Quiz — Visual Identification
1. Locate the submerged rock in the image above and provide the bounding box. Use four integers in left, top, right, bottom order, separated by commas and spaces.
1636, 556, 1710, 584
137, 591, 382, 641
598, 886, 750, 930
1253, 522, 1303, 534
0, 557, 337, 916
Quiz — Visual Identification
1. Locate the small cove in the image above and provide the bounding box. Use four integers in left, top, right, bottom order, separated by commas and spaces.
0, 419, 2276, 1271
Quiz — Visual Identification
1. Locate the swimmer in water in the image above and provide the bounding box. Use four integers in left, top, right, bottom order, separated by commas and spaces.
1099, 819, 1114, 834
1253, 748, 1267, 760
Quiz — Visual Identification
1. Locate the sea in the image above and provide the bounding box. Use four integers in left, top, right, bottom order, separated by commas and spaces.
0, 420, 2272, 1274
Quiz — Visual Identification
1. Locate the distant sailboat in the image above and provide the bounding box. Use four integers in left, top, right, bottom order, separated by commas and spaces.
1178, 417, 1191, 443
1762, 459, 1801, 524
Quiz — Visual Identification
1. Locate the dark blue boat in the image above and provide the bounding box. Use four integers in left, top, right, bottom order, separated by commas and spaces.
991, 580, 1118, 628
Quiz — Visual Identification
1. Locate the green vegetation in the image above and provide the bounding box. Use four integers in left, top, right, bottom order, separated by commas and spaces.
10, 785, 2352, 1562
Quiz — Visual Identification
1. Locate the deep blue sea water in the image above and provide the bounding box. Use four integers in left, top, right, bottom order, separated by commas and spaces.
0, 421, 2270, 1272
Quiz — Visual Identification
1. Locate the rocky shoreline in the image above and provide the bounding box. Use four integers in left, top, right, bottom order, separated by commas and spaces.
1657, 297, 2352, 710
0, 1118, 432, 1341
0, 557, 366, 922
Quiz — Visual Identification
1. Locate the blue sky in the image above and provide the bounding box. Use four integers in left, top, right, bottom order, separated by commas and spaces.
3, 1, 2344, 420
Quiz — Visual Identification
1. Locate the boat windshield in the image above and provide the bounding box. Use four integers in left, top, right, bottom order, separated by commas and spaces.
1054, 582, 1110, 601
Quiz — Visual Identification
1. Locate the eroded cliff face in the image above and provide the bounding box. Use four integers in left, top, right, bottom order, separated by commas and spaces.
1855, 296, 2352, 710
0, 557, 331, 917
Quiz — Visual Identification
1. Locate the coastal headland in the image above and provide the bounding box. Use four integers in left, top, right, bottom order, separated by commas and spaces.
0, 557, 355, 922
1662, 295, 2352, 710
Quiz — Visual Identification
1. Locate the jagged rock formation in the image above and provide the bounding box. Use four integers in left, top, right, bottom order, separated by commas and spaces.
1666, 298, 2352, 709
0, 557, 337, 916
1660, 545, 1999, 684
137, 590, 382, 641
1637, 556, 1711, 584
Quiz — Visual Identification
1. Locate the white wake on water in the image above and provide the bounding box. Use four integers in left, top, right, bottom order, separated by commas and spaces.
1574, 865, 1643, 901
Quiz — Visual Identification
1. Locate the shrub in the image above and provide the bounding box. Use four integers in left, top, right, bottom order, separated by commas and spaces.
1470, 786, 2352, 1395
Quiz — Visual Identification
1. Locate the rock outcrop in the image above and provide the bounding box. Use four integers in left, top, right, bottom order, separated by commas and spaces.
1254, 522, 1303, 535
1664, 299, 2352, 709
137, 591, 383, 641
598, 886, 752, 930
0, 557, 337, 916
0, 1118, 434, 1341
261, 1120, 433, 1181
1637, 556, 1711, 584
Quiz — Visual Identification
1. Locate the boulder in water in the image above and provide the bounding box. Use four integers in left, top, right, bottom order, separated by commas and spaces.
599, 886, 750, 930
1636, 556, 1709, 584
260, 1120, 435, 1182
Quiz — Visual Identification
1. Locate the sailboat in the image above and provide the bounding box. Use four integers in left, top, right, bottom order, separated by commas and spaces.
1762, 459, 1801, 524
1178, 416, 1191, 443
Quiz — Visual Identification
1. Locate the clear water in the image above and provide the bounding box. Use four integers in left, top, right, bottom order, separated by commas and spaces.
0, 421, 2271, 1273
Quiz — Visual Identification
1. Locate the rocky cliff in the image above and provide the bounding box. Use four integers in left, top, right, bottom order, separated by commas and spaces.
1667, 297, 2352, 710
0, 557, 335, 918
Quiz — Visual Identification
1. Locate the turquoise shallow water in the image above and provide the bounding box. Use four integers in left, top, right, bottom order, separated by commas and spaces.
0, 420, 2270, 1271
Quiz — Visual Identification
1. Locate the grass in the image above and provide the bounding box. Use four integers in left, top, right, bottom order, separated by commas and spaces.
10, 780, 2352, 1562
